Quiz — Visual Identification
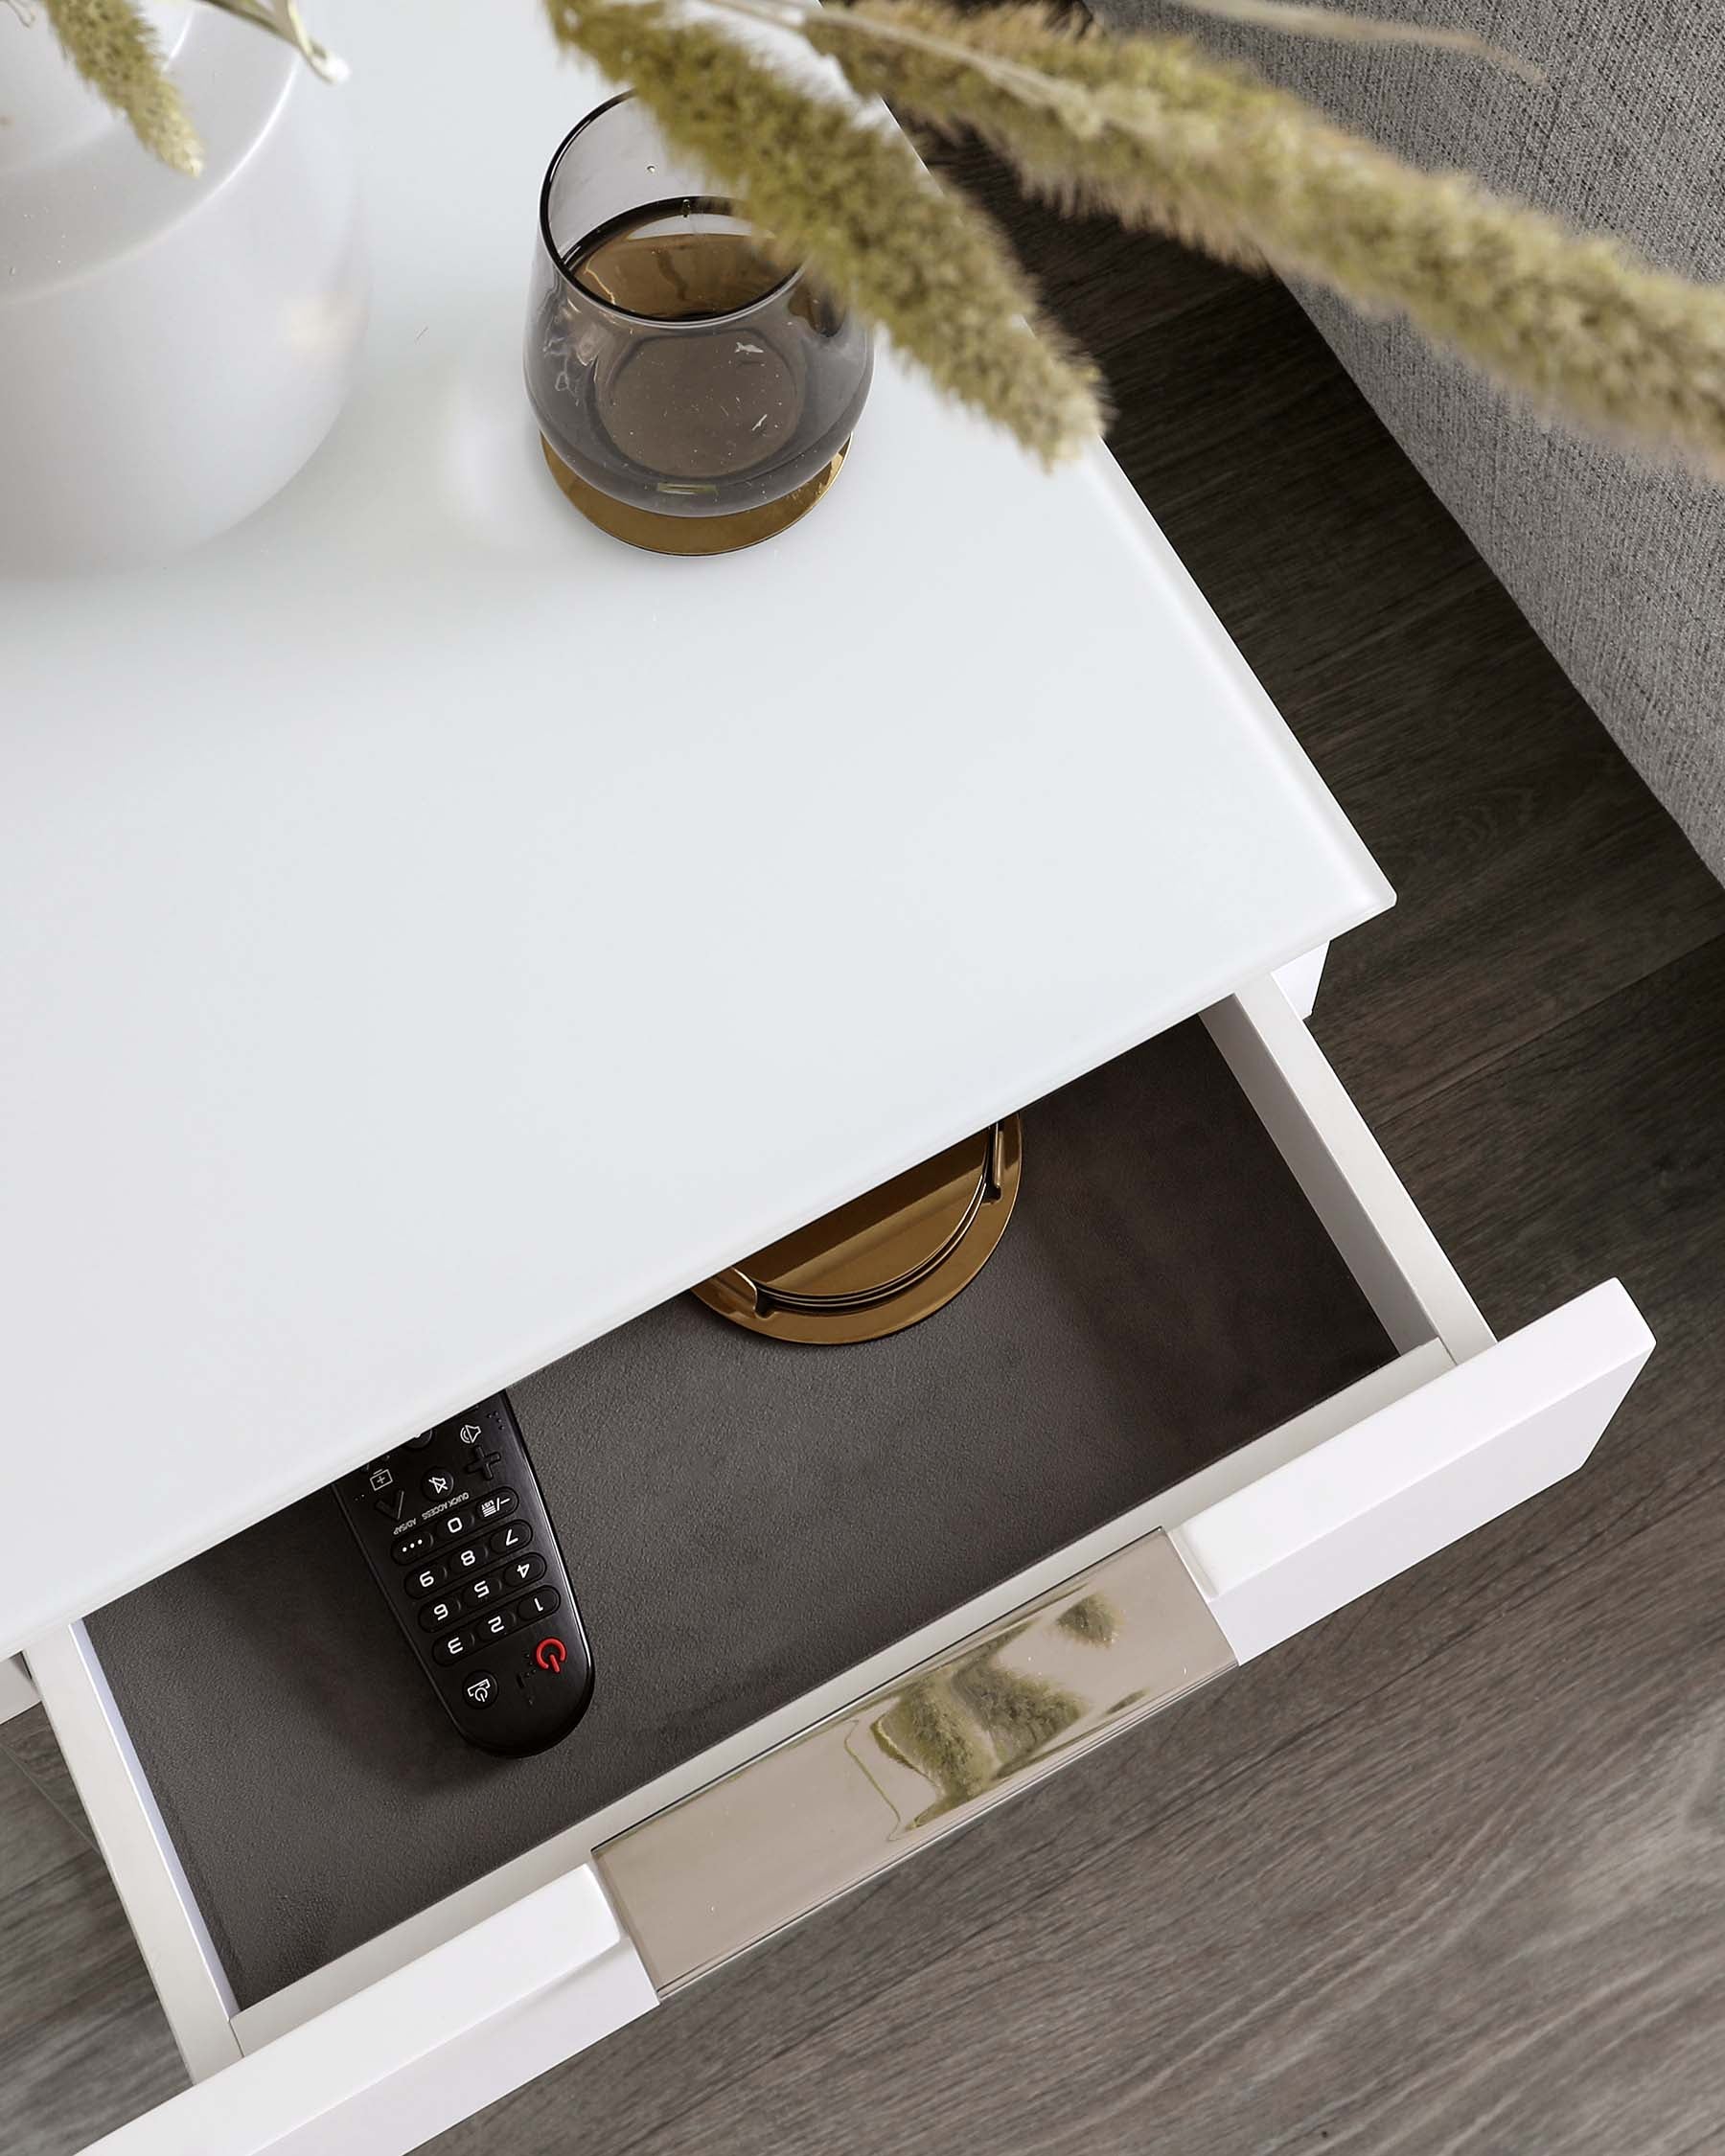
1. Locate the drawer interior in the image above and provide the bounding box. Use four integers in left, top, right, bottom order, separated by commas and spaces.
84, 1018, 1396, 2012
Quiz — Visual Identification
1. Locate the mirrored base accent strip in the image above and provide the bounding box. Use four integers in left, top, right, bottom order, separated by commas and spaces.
596, 1528, 1235, 1993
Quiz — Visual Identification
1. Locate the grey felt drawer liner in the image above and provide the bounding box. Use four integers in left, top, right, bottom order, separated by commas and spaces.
88, 1020, 1394, 2008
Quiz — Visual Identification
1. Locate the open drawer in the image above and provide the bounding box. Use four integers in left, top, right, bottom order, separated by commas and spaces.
25, 977, 1651, 2156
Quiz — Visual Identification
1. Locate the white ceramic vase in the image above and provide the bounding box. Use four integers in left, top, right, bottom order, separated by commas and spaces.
0, 2, 367, 573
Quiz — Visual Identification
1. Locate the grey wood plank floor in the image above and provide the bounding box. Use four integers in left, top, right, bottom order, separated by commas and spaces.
9, 144, 1725, 2156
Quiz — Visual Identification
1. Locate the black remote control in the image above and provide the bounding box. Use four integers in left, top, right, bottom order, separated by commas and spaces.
334, 1393, 593, 1756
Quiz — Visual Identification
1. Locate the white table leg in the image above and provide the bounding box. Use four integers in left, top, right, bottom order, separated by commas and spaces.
1273, 942, 1329, 1020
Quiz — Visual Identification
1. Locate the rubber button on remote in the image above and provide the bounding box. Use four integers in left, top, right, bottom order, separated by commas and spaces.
464, 1572, 499, 1610
474, 1489, 517, 1525
448, 1543, 485, 1575
419, 1594, 463, 1633
490, 1522, 531, 1557
474, 1608, 515, 1644
395, 1532, 436, 1565
498, 1553, 544, 1594
431, 1629, 474, 1664
405, 1563, 445, 1598
516, 1587, 561, 1625
438, 1510, 471, 1541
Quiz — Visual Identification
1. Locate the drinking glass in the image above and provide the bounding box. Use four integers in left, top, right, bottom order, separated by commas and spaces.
525, 94, 874, 555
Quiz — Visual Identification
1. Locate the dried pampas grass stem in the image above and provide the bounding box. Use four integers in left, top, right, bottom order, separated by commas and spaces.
545, 0, 1107, 459
1156, 0, 1540, 83
790, 0, 1725, 472
39, 0, 202, 172
22, 0, 1725, 479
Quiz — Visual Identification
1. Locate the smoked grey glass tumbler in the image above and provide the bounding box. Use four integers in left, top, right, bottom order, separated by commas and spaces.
525, 95, 873, 555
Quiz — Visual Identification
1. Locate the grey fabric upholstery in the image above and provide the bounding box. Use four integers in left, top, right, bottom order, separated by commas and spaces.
1092, 0, 1725, 880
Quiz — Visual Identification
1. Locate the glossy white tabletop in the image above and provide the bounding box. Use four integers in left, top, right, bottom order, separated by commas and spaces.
0, 2, 1390, 1654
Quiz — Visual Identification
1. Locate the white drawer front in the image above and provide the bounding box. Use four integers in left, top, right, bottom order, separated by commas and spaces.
594, 1290, 1647, 1992
75, 1869, 653, 2156
1173, 1281, 1650, 1663
26, 979, 1650, 2156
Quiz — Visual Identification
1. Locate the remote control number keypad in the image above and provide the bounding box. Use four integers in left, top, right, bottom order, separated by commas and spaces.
417, 1552, 543, 1629
402, 1502, 528, 1598
431, 1585, 562, 1666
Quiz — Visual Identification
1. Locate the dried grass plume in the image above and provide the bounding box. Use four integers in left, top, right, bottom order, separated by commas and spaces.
544, 0, 1106, 460
795, 0, 1725, 472
19, 0, 1725, 480
39, 0, 202, 172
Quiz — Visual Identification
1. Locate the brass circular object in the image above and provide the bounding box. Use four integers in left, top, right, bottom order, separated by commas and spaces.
540, 435, 849, 557
694, 1118, 1023, 1345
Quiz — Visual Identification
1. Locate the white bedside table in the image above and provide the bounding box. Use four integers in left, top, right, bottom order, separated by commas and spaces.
0, 4, 1651, 2149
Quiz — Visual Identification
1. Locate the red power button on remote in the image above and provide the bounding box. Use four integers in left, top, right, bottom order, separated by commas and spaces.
534, 1639, 567, 1675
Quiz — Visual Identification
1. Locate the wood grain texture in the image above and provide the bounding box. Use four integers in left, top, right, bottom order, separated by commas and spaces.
468, 1492, 1725, 2156
0, 1747, 85, 1898
949, 138, 1725, 1125
4, 1705, 96, 1849
7, 127, 1725, 2156
0, 1848, 188, 2154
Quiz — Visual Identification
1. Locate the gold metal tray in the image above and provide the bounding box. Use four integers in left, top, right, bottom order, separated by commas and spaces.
694, 1118, 1023, 1343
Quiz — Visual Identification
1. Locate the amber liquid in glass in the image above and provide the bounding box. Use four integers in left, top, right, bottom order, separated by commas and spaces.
565, 200, 806, 483
567, 198, 785, 319
532, 196, 864, 516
